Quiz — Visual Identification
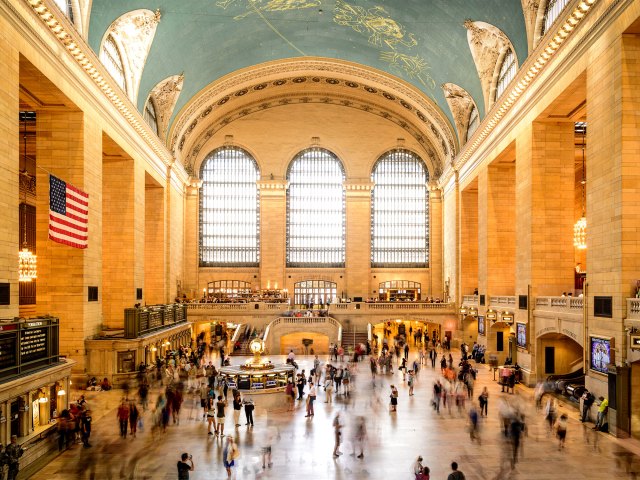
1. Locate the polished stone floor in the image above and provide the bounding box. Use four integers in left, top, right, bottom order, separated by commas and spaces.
26, 351, 640, 479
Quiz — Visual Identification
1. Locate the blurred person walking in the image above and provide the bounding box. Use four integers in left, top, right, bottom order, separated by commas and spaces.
5, 436, 23, 480
117, 399, 130, 439
223, 436, 239, 478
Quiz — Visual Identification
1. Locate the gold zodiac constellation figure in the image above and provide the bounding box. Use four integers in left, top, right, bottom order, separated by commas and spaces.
216, 0, 322, 20
334, 0, 417, 50
379, 51, 435, 89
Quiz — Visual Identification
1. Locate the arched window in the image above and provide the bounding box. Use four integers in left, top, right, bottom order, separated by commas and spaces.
294, 280, 337, 306
466, 105, 479, 143
53, 0, 74, 23
371, 149, 429, 267
495, 48, 517, 101
100, 35, 127, 93
541, 0, 570, 37
287, 148, 345, 267
199, 147, 260, 266
143, 97, 159, 136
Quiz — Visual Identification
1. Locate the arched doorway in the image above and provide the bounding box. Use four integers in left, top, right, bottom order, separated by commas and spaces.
461, 314, 478, 345
280, 332, 329, 355
536, 332, 583, 378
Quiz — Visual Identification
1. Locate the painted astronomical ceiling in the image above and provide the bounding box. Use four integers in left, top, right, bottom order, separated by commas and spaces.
88, 0, 527, 147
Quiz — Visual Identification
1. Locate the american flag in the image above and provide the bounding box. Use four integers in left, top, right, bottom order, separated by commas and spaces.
49, 175, 89, 249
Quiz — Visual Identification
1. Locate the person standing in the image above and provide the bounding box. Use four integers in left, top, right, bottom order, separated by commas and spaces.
389, 385, 398, 412
243, 397, 254, 426
479, 387, 489, 416
215, 395, 227, 436
206, 398, 217, 436
232, 391, 242, 427
581, 391, 595, 423
177, 453, 194, 480
117, 399, 130, 439
5, 436, 24, 480
594, 396, 608, 431
332, 413, 342, 457
447, 461, 466, 480
80, 407, 92, 448
413, 455, 424, 477
129, 401, 140, 438
324, 376, 334, 404
351, 416, 366, 459
404, 343, 410, 361
305, 382, 316, 417
408, 370, 415, 396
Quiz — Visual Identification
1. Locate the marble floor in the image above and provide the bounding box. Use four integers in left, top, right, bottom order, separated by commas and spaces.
25, 352, 640, 480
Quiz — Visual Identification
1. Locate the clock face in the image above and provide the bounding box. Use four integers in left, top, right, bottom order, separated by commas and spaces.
249, 339, 263, 354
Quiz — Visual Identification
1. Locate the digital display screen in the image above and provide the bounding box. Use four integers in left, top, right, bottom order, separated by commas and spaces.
590, 337, 611, 374
478, 316, 485, 335
516, 323, 526, 348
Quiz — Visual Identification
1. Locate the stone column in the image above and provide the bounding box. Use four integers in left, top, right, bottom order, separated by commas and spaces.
344, 181, 373, 300
585, 33, 640, 397
258, 179, 287, 292
101, 152, 145, 328
183, 180, 199, 298
36, 110, 102, 371
429, 186, 444, 299
459, 183, 478, 298
145, 176, 165, 304
0, 27, 19, 316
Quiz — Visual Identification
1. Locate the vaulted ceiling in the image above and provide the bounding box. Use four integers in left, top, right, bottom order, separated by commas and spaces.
87, 0, 528, 134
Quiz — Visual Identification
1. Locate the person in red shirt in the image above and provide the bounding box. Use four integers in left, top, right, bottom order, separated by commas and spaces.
116, 399, 130, 438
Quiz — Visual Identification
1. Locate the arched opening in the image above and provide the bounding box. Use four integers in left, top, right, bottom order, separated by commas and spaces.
461, 314, 478, 345
537, 332, 583, 378
370, 319, 442, 354
280, 332, 329, 355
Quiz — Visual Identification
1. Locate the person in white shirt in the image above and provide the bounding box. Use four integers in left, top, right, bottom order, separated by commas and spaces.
305, 382, 317, 417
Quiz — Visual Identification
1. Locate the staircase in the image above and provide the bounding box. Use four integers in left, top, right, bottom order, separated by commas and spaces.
341, 328, 369, 351
230, 325, 264, 356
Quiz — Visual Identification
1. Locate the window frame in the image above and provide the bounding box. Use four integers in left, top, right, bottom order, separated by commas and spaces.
286, 148, 346, 268
495, 48, 517, 101
199, 147, 261, 267
541, 0, 571, 37
466, 104, 480, 143
100, 34, 127, 94
370, 149, 430, 268
143, 96, 159, 136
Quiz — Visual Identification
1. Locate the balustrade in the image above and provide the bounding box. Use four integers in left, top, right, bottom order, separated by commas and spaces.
462, 295, 478, 305
534, 296, 584, 315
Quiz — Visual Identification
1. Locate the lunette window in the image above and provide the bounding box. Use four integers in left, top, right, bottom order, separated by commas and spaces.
53, 0, 74, 23
143, 98, 159, 136
495, 48, 517, 101
100, 35, 126, 93
371, 149, 429, 267
466, 105, 479, 143
541, 0, 571, 37
199, 147, 260, 266
286, 148, 345, 267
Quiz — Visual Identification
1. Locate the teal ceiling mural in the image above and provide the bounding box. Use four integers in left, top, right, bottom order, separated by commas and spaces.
87, 0, 527, 131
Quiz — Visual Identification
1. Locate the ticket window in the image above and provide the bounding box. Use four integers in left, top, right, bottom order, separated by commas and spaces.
117, 351, 136, 373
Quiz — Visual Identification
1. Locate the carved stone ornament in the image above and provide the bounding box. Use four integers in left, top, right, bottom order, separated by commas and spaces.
463, 20, 512, 111
150, 74, 184, 140
441, 83, 477, 146
107, 9, 161, 102
521, 0, 541, 50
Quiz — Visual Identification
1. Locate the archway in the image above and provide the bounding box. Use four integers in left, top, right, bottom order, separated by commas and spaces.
536, 332, 583, 378
461, 314, 478, 345
631, 360, 640, 440
280, 332, 329, 356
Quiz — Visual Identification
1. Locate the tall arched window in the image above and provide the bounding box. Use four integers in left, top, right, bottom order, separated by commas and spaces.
100, 35, 127, 93
53, 0, 74, 23
199, 147, 260, 266
143, 97, 159, 136
541, 0, 570, 37
495, 48, 517, 101
466, 105, 479, 143
371, 150, 429, 267
287, 148, 345, 267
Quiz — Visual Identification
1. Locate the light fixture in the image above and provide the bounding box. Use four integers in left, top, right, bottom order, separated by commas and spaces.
38, 389, 48, 403
459, 306, 468, 315
574, 127, 587, 249
18, 112, 37, 283
486, 309, 497, 321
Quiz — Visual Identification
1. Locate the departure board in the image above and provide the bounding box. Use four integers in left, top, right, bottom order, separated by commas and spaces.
20, 326, 48, 363
0, 333, 17, 370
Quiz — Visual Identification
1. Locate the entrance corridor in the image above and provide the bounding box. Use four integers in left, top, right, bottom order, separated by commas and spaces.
28, 353, 640, 480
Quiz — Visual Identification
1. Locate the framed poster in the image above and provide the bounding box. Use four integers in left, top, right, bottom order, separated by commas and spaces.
478, 316, 485, 336
516, 323, 527, 348
590, 336, 611, 374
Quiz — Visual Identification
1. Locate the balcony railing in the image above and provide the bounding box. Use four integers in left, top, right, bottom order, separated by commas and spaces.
124, 304, 187, 339
488, 296, 517, 307
627, 298, 640, 320
186, 301, 455, 314
535, 296, 583, 311
462, 295, 478, 305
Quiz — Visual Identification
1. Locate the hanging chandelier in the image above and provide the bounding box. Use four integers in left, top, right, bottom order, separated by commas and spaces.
573, 127, 587, 250
19, 112, 37, 282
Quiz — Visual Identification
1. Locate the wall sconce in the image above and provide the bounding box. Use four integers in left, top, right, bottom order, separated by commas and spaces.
468, 307, 478, 316
486, 309, 497, 321
151, 346, 158, 352
459, 306, 468, 315
38, 389, 48, 403
56, 382, 66, 396
501, 311, 514, 323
